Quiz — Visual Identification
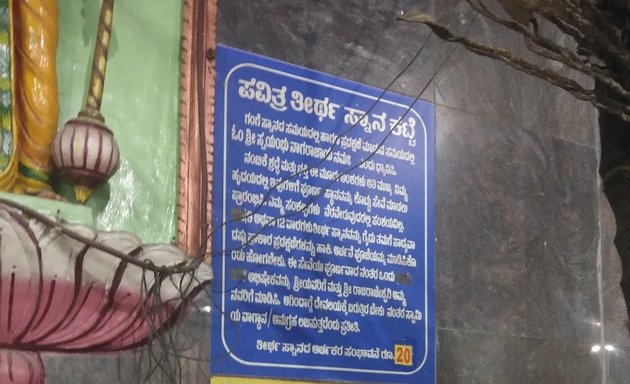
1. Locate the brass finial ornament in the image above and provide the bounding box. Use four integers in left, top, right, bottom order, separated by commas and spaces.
52, 0, 119, 203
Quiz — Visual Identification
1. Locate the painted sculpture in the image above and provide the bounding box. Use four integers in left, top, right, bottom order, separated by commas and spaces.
0, 0, 120, 203
0, 199, 213, 383
0, 0, 59, 195
0, 0, 216, 382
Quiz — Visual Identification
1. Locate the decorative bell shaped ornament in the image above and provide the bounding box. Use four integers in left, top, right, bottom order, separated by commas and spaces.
52, 110, 119, 203
52, 0, 119, 203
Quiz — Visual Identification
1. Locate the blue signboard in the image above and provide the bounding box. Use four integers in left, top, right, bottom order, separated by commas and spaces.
211, 45, 435, 383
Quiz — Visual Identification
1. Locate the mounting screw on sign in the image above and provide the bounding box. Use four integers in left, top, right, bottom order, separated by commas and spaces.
394, 344, 413, 366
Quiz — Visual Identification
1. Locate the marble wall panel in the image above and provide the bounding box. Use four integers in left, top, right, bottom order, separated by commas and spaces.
435, 105, 527, 335
607, 344, 630, 384
432, 15, 598, 148
436, 329, 526, 384
522, 137, 600, 340
525, 338, 603, 384
217, 0, 459, 102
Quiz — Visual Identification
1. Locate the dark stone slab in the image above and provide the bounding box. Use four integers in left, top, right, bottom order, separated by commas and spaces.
217, 0, 456, 102
436, 104, 600, 340
607, 344, 630, 384
436, 328, 526, 384
433, 14, 597, 148
435, 105, 527, 335
525, 338, 603, 384
522, 137, 600, 340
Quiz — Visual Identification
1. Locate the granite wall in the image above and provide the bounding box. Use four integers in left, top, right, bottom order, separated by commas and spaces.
42, 0, 629, 383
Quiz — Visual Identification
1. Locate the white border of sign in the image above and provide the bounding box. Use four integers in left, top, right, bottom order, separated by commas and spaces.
220, 63, 429, 376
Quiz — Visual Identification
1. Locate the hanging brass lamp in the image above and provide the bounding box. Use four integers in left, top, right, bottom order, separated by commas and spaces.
52, 0, 120, 203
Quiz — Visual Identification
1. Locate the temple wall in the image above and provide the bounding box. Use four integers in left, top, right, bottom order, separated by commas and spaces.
41, 1, 629, 383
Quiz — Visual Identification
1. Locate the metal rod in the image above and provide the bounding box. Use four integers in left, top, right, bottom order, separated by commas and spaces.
84, 0, 115, 114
